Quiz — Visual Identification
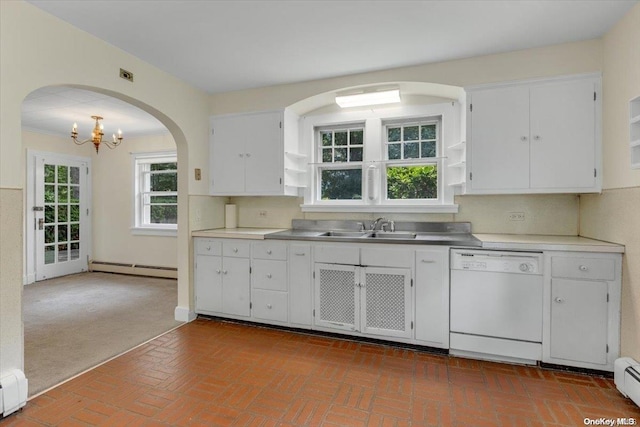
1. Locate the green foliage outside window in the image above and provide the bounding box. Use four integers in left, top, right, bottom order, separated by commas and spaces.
387, 165, 437, 199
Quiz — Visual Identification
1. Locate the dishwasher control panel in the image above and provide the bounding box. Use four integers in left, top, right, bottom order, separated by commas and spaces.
451, 250, 542, 274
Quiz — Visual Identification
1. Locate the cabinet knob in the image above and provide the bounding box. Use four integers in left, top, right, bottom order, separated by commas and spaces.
266, 304, 272, 309
206, 246, 211, 251
554, 297, 565, 303
294, 252, 305, 256
239, 153, 244, 158
223, 270, 228, 275
233, 248, 238, 253
533, 135, 541, 140
267, 273, 272, 279
579, 265, 588, 271
267, 249, 272, 255
215, 269, 221, 274
421, 259, 435, 263
246, 153, 251, 157
520, 136, 528, 141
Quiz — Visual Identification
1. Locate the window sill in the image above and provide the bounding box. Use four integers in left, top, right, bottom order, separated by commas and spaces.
130, 227, 177, 237
300, 204, 459, 214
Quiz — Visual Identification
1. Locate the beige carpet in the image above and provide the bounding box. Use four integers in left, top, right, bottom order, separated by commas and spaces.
24, 272, 183, 397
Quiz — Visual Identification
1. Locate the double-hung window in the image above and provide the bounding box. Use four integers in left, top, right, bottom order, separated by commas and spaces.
132, 152, 177, 235
384, 119, 440, 201
316, 124, 365, 201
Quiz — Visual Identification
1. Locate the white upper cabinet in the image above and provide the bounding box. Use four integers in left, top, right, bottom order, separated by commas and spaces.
466, 74, 601, 194
210, 109, 303, 196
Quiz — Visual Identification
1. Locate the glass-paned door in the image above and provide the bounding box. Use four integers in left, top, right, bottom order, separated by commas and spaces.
35, 154, 89, 280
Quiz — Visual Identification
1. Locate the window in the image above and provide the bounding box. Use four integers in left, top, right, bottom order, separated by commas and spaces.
317, 125, 364, 201
302, 102, 458, 213
132, 152, 177, 235
384, 120, 439, 201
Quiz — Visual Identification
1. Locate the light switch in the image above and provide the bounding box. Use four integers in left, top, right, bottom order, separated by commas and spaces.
194, 168, 201, 181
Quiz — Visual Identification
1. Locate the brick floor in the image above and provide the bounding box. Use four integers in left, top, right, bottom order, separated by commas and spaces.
3, 318, 639, 426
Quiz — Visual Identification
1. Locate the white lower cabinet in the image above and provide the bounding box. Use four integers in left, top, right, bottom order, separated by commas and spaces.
314, 263, 412, 339
414, 247, 449, 348
251, 241, 288, 325
544, 252, 621, 371
194, 238, 250, 318
289, 243, 312, 327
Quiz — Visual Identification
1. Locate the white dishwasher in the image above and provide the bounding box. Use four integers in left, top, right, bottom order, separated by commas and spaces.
450, 249, 543, 365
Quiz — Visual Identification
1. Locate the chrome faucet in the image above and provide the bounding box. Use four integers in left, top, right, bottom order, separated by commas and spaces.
371, 217, 394, 232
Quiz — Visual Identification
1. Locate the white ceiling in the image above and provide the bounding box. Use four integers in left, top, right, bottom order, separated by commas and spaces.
22, 87, 167, 139
22, 0, 637, 137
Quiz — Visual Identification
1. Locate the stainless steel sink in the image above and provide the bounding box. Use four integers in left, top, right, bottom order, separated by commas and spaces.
367, 232, 417, 239
318, 231, 369, 237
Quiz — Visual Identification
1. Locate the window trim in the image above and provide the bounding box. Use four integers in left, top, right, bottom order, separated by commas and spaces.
300, 103, 459, 213
131, 151, 178, 236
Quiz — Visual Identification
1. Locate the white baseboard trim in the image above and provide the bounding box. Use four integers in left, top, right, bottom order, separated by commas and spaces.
174, 306, 196, 322
23, 273, 35, 285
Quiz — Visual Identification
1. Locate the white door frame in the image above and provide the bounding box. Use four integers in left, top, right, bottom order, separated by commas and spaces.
25, 150, 92, 284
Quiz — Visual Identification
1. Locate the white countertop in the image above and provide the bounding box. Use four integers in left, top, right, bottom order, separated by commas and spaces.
192, 228, 287, 240
192, 229, 625, 253
475, 234, 625, 253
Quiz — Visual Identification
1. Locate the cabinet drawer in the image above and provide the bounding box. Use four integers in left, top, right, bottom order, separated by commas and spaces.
252, 289, 288, 322
314, 245, 359, 265
551, 257, 615, 281
195, 239, 222, 256
252, 259, 287, 291
252, 241, 287, 260
361, 247, 413, 268
222, 240, 251, 258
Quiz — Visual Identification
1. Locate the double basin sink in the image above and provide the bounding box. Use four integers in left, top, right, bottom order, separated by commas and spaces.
319, 230, 417, 239
266, 220, 482, 246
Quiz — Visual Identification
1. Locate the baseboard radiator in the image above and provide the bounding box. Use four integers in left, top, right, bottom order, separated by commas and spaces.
615, 357, 640, 408
89, 261, 177, 279
0, 369, 28, 418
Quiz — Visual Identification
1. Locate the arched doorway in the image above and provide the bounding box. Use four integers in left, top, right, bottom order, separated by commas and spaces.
20, 85, 186, 396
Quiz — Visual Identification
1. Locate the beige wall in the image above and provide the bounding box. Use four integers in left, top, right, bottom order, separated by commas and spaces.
232, 194, 580, 236
601, 3, 640, 190
581, 4, 640, 361
1, 1, 210, 375
92, 133, 177, 267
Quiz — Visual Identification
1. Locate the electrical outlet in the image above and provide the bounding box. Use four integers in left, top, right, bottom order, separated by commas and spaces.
508, 212, 525, 221
194, 168, 201, 181
259, 210, 267, 217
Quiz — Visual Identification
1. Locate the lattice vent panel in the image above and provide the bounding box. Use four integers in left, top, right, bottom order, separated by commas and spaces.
365, 272, 405, 331
319, 268, 355, 325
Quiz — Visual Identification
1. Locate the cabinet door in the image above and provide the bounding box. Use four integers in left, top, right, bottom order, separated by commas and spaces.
289, 244, 312, 326
550, 278, 608, 365
222, 257, 251, 317
194, 254, 223, 313
530, 79, 596, 189
244, 111, 283, 194
415, 248, 448, 346
211, 115, 246, 194
469, 86, 530, 191
314, 263, 358, 332
361, 267, 412, 339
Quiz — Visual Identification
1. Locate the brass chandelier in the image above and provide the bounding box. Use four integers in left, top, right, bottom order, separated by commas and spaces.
71, 115, 123, 153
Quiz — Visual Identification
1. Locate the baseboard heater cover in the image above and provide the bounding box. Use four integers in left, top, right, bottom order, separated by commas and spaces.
0, 369, 28, 417
90, 261, 177, 279
615, 357, 640, 407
